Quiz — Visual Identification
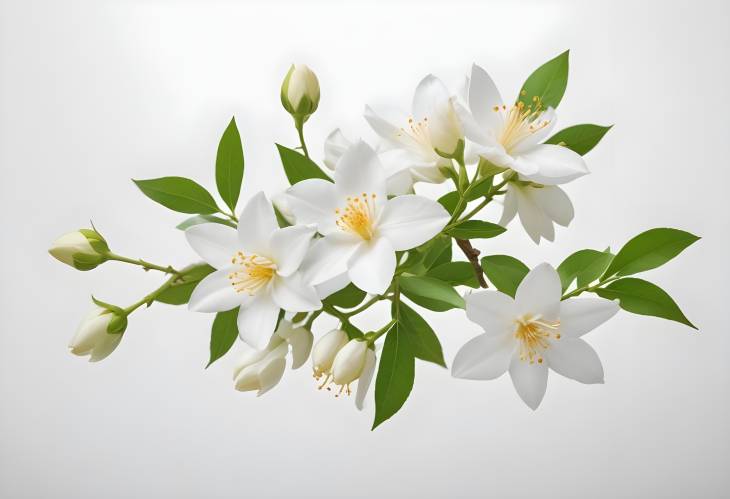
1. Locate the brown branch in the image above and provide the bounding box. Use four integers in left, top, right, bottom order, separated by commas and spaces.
455, 238, 488, 288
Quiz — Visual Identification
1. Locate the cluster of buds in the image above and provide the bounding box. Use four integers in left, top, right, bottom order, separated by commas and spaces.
49, 229, 109, 271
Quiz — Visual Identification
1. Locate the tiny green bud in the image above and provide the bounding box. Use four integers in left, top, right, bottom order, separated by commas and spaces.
49, 229, 110, 271
280, 64, 320, 121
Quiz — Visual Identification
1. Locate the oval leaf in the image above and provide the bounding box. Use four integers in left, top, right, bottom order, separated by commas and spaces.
545, 124, 612, 156
207, 307, 240, 367
557, 249, 614, 292
324, 283, 367, 308
216, 117, 244, 212
481, 254, 529, 298
448, 220, 506, 239
517, 50, 569, 110
133, 177, 219, 214
156, 264, 215, 305
603, 228, 700, 278
399, 276, 465, 311
373, 323, 415, 430
176, 215, 237, 231
393, 301, 446, 367
276, 143, 331, 185
426, 261, 479, 288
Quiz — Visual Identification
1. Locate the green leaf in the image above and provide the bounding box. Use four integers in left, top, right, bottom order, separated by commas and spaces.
133, 177, 219, 214
603, 228, 700, 278
176, 214, 237, 231
594, 278, 696, 329
215, 117, 244, 213
545, 124, 612, 156
448, 220, 506, 240
373, 323, 415, 429
481, 255, 529, 298
465, 175, 494, 201
421, 235, 452, 270
156, 264, 215, 305
207, 308, 240, 367
557, 249, 614, 292
426, 261, 479, 288
399, 276, 465, 311
517, 50, 570, 110
276, 143, 332, 185
438, 191, 460, 214
342, 321, 365, 340
324, 283, 366, 308
394, 301, 446, 367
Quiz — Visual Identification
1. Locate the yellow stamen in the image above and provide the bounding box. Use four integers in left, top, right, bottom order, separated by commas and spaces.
335, 193, 377, 241
514, 315, 561, 364
493, 97, 552, 153
227, 252, 276, 296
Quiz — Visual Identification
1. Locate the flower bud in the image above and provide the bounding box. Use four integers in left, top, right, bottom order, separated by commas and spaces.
280, 64, 320, 121
69, 307, 126, 362
312, 329, 348, 379
234, 341, 288, 396
49, 229, 109, 271
331, 339, 370, 386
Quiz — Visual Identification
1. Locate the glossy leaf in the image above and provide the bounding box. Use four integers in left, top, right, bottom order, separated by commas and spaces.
421, 236, 452, 270
155, 264, 216, 305
545, 124, 612, 156
448, 220, 506, 240
324, 283, 367, 308
215, 117, 244, 213
399, 276, 465, 311
393, 301, 446, 367
176, 214, 237, 231
207, 308, 240, 367
426, 261, 479, 288
133, 177, 219, 214
372, 322, 415, 429
517, 50, 569, 110
276, 143, 331, 185
481, 254, 529, 298
603, 228, 700, 278
438, 191, 459, 214
558, 249, 614, 292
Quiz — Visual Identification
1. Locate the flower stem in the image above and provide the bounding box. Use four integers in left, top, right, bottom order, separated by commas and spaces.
123, 274, 178, 314
366, 318, 397, 345
295, 117, 309, 159
106, 253, 182, 275
561, 276, 621, 300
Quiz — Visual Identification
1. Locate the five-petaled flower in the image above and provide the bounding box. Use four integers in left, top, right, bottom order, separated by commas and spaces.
452, 263, 619, 410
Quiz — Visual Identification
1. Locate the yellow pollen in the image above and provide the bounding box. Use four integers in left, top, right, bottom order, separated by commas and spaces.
335, 192, 377, 241
493, 96, 551, 153
395, 115, 432, 150
514, 315, 561, 364
227, 252, 276, 295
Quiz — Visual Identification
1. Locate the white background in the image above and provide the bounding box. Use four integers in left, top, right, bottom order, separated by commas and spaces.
1, 0, 728, 497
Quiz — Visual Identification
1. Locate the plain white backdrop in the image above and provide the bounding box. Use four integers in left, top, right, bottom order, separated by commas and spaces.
1, 0, 728, 497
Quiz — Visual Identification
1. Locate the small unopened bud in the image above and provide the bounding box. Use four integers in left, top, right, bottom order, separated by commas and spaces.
69, 307, 126, 362
312, 329, 348, 379
331, 339, 370, 386
49, 229, 109, 271
280, 64, 320, 121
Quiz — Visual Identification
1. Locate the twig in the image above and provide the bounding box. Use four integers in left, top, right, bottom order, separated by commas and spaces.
456, 239, 488, 288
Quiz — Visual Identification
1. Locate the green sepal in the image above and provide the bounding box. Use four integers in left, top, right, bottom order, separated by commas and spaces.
106, 314, 128, 335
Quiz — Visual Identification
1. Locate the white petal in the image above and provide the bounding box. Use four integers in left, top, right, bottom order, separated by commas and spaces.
232, 346, 269, 380
509, 107, 558, 156
385, 169, 415, 196
509, 354, 549, 410
270, 273, 321, 312
560, 298, 620, 338
468, 64, 504, 132
530, 186, 574, 227
277, 324, 313, 370
300, 233, 361, 286
334, 141, 387, 202
498, 184, 518, 227
518, 144, 589, 185
515, 263, 561, 320
464, 291, 516, 334
514, 184, 554, 243
188, 268, 241, 313
237, 294, 280, 349
237, 192, 278, 256
348, 237, 396, 295
269, 225, 316, 277
412, 74, 461, 153
452, 333, 514, 380
286, 178, 339, 234
323, 128, 352, 170
313, 272, 350, 300
256, 357, 287, 396
88, 332, 123, 362
185, 223, 238, 269
377, 195, 450, 251
364, 105, 401, 141
546, 338, 604, 384
355, 349, 377, 410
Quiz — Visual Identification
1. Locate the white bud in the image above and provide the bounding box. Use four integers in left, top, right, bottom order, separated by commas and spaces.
234, 342, 288, 396
276, 321, 313, 370
281, 64, 320, 119
331, 339, 370, 386
49, 229, 109, 270
312, 329, 348, 379
69, 307, 124, 362
271, 192, 297, 225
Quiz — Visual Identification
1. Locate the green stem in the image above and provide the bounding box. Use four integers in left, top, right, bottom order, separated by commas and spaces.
304, 310, 323, 329
561, 276, 621, 300
295, 117, 309, 159
123, 274, 178, 314
445, 179, 509, 231
106, 253, 181, 275
366, 318, 397, 345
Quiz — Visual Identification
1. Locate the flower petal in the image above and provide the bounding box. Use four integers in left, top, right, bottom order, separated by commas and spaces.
518, 144, 589, 185
237, 294, 280, 349
313, 272, 351, 299
412, 74, 461, 153
530, 185, 574, 227
515, 263, 561, 320
514, 184, 555, 243
464, 291, 516, 334
355, 348, 377, 410
509, 107, 558, 156
89, 332, 123, 362
560, 298, 620, 338
323, 128, 353, 170
348, 237, 396, 295
256, 356, 287, 396
185, 223, 238, 269
300, 233, 361, 286
498, 184, 518, 227
286, 178, 340, 235
334, 141, 387, 202
270, 273, 321, 312
377, 195, 450, 251
237, 192, 279, 256
269, 225, 316, 277
276, 323, 313, 370
364, 105, 402, 141
468, 64, 504, 132
545, 338, 604, 384
188, 268, 241, 313
509, 354, 549, 410
452, 333, 514, 380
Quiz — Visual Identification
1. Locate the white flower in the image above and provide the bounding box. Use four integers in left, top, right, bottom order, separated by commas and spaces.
364, 74, 463, 185
280, 64, 320, 118
49, 229, 109, 270
328, 339, 377, 409
185, 192, 321, 349
460, 64, 588, 185
286, 141, 451, 294
498, 181, 574, 244
233, 321, 314, 396
452, 263, 619, 410
312, 328, 349, 379
69, 307, 125, 362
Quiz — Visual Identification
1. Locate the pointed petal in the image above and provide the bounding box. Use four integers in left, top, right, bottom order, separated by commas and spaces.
188, 268, 241, 313
377, 195, 450, 251
270, 273, 321, 312
519, 144, 589, 185
468, 64, 504, 132
88, 332, 123, 362
185, 223, 238, 269
277, 324, 313, 370
323, 128, 352, 170
560, 298, 620, 338
334, 141, 387, 201
464, 291, 516, 334
355, 349, 377, 410
286, 178, 340, 234
514, 185, 554, 243
509, 354, 549, 410
313, 272, 350, 300
237, 294, 280, 349
237, 192, 278, 256
509, 107, 558, 156
348, 237, 396, 295
531, 185, 574, 227
546, 338, 604, 384
364, 105, 402, 141
300, 233, 361, 286
412, 74, 461, 153
498, 184, 518, 227
452, 333, 514, 380
256, 357, 287, 396
269, 225, 316, 277
515, 263, 561, 320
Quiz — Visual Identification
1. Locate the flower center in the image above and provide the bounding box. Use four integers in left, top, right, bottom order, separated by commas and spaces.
494, 98, 551, 153
228, 252, 276, 295
397, 116, 433, 150
514, 314, 561, 364
335, 193, 378, 241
